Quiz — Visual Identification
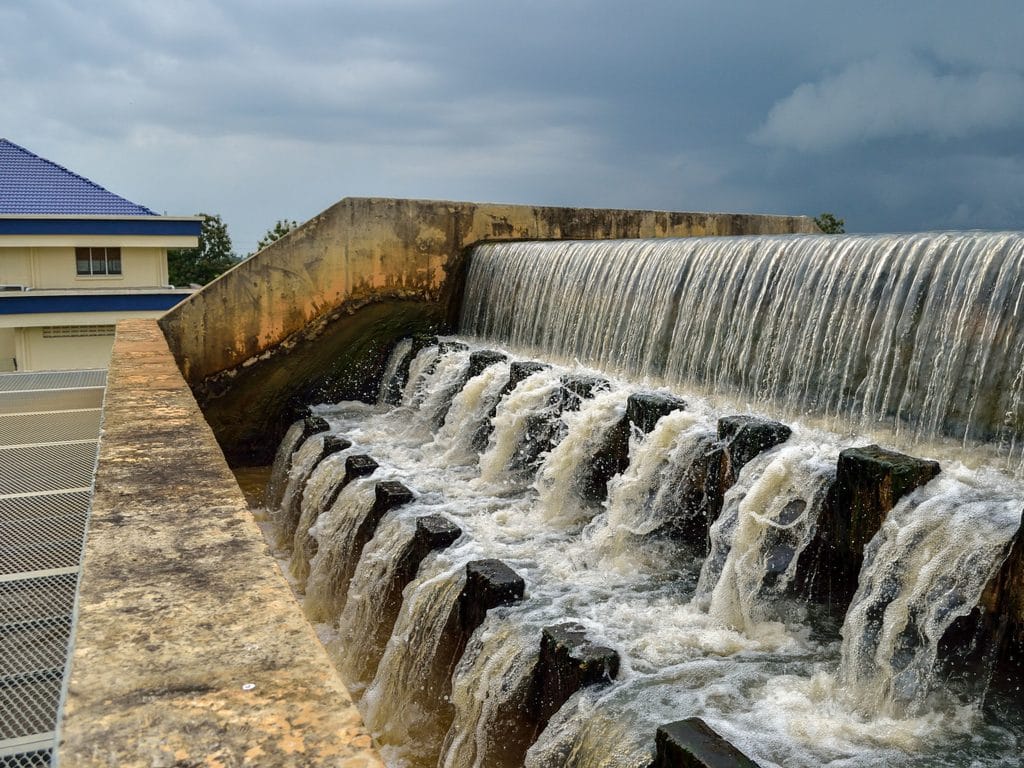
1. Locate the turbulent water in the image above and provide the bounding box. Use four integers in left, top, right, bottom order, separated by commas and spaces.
265, 336, 1024, 768
461, 234, 1024, 470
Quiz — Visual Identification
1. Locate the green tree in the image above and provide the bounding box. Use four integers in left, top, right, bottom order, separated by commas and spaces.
254, 218, 300, 253
814, 212, 846, 234
168, 212, 238, 286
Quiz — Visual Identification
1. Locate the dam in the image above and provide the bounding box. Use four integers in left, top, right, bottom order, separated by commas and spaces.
51, 200, 1024, 767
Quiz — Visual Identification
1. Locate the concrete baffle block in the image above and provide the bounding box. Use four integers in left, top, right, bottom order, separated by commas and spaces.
663, 416, 791, 552
559, 374, 611, 412
302, 415, 331, 439
532, 622, 620, 727
717, 415, 791, 473
473, 361, 552, 452
654, 718, 761, 768
459, 559, 526, 634
468, 350, 508, 379
797, 444, 940, 608
343, 513, 463, 689
580, 390, 686, 502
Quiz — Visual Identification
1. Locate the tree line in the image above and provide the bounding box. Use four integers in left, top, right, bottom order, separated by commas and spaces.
168, 214, 299, 287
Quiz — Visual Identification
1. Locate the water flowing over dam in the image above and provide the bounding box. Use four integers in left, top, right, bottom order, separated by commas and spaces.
263, 232, 1024, 768
461, 233, 1024, 468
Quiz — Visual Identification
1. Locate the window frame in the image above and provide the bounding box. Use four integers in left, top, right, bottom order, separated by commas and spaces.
75, 246, 123, 276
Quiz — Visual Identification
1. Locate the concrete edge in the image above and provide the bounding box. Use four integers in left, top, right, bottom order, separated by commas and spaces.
58, 318, 382, 768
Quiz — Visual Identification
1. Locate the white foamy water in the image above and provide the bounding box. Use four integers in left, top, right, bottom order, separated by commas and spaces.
265, 339, 1024, 768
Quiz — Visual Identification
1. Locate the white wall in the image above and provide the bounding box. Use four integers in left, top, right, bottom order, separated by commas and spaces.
15, 326, 114, 370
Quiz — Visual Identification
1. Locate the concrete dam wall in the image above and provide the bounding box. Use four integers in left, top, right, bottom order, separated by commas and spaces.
159, 197, 817, 465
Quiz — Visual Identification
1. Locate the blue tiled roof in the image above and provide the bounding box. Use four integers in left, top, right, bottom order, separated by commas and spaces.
0, 138, 156, 215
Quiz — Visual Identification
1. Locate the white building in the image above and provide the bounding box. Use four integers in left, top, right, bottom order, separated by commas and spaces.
0, 139, 200, 371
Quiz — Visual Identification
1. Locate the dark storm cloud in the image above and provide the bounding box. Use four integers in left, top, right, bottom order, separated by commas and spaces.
1, 0, 1021, 249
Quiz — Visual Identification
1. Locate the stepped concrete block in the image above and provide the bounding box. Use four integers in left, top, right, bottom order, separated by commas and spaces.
373, 479, 413, 511
627, 391, 687, 434
414, 514, 463, 551
382, 333, 440, 404
302, 415, 331, 439
466, 622, 620, 768
350, 514, 462, 688
654, 718, 761, 768
347, 454, 380, 481
279, 435, 352, 547
717, 415, 791, 474
509, 361, 550, 388
664, 417, 789, 553
580, 391, 685, 503
532, 623, 620, 726
328, 480, 417, 621
321, 453, 378, 511
939, 519, 1024, 689
797, 444, 940, 609
474, 361, 551, 452
459, 559, 526, 633
439, 340, 469, 354
468, 350, 508, 379
560, 374, 611, 411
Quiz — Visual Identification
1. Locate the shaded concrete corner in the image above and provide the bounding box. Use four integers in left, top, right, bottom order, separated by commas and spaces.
58, 318, 382, 767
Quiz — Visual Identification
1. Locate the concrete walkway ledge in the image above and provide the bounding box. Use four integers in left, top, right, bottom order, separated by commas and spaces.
58, 319, 382, 767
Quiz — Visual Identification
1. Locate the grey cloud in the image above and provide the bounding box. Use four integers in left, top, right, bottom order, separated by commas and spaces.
754, 54, 1024, 152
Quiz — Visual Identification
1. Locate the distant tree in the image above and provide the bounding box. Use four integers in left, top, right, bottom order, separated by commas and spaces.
254, 218, 300, 253
814, 212, 846, 234
168, 213, 239, 286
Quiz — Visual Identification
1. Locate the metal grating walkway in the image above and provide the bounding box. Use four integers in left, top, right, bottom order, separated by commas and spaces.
0, 371, 104, 767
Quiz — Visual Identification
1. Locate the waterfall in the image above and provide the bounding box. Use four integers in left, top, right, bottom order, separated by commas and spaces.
695, 444, 835, 630
266, 418, 306, 509
333, 513, 419, 693
362, 561, 467, 765
461, 234, 1024, 465
304, 478, 379, 622
839, 468, 1021, 716
264, 313, 1024, 767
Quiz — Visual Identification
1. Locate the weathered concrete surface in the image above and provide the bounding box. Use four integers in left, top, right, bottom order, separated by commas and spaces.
59, 319, 382, 768
158, 198, 818, 464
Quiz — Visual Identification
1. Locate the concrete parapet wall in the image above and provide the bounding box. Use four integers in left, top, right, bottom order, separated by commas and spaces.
59, 318, 382, 767
158, 198, 817, 464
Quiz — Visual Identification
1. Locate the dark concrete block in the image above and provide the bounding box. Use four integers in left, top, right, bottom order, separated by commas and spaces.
414, 514, 462, 551
627, 392, 687, 434
468, 350, 508, 379
348, 454, 381, 481
509, 361, 550, 388
459, 559, 526, 633
328, 480, 417, 618
302, 415, 331, 439
717, 416, 791, 472
323, 434, 351, 455
277, 435, 351, 550
578, 391, 685, 503
796, 444, 940, 610
560, 374, 611, 411
654, 718, 760, 768
474, 361, 551, 453
532, 623, 620, 726
347, 514, 462, 689
373, 479, 412, 513
321, 453, 378, 512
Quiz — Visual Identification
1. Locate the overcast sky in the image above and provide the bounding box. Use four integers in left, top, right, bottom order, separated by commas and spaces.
2, 1, 1022, 253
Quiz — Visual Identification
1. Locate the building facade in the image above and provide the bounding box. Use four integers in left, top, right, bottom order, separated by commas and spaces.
0, 139, 200, 371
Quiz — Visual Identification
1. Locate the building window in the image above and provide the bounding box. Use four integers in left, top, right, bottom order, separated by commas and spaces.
75, 247, 122, 275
